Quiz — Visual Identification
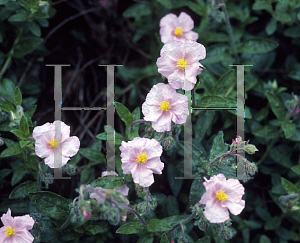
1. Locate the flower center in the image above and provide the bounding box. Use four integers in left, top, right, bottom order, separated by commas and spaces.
49, 138, 59, 148
159, 101, 171, 112
136, 152, 148, 164
176, 59, 188, 70
5, 226, 15, 237
174, 27, 183, 36
216, 190, 228, 202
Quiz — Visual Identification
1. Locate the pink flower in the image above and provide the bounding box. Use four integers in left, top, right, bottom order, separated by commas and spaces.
120, 137, 164, 187
0, 208, 34, 243
142, 83, 188, 132
33, 120, 80, 168
159, 12, 198, 44
156, 40, 206, 91
101, 171, 118, 177
199, 174, 245, 223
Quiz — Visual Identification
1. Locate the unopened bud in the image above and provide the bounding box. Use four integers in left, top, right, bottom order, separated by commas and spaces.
245, 144, 258, 154
163, 136, 176, 151
247, 162, 258, 176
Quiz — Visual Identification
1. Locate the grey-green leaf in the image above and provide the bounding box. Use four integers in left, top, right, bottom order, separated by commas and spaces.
9, 181, 38, 199
116, 222, 143, 234
29, 191, 70, 220
115, 101, 133, 127
239, 38, 279, 54
146, 219, 172, 232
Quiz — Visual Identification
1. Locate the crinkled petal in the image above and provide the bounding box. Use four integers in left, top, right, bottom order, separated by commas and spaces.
53, 120, 70, 143
142, 138, 163, 160
151, 111, 173, 132
34, 134, 52, 158
14, 229, 34, 243
61, 136, 80, 157
160, 13, 178, 27
0, 227, 7, 243
142, 102, 161, 123
183, 31, 199, 42
157, 56, 177, 78
168, 69, 186, 90
224, 179, 245, 202
44, 152, 70, 168
1, 208, 13, 227
132, 165, 154, 187
116, 184, 130, 196
178, 12, 194, 31
32, 123, 52, 139
204, 200, 229, 223
14, 215, 34, 231
90, 192, 105, 204
144, 157, 164, 174
223, 199, 245, 215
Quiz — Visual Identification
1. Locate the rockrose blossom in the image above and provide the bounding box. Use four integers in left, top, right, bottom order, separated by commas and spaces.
159, 12, 198, 44
142, 83, 188, 132
120, 137, 164, 187
199, 174, 245, 223
33, 120, 80, 168
156, 40, 206, 91
0, 208, 35, 243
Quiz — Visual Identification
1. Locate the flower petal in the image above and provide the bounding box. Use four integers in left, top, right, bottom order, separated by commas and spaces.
178, 12, 194, 31
204, 200, 229, 223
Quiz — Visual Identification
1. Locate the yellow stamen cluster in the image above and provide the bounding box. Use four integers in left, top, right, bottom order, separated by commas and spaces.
215, 190, 228, 202
136, 152, 148, 164
49, 138, 59, 148
159, 101, 171, 112
174, 27, 183, 36
5, 226, 15, 237
176, 59, 188, 70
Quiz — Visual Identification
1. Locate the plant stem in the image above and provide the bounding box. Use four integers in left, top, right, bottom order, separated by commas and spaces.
121, 206, 146, 225
0, 30, 22, 79
59, 209, 74, 230
220, 0, 240, 63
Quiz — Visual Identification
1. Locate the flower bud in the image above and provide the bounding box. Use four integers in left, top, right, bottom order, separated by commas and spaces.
163, 136, 176, 151
245, 144, 258, 154
247, 162, 258, 176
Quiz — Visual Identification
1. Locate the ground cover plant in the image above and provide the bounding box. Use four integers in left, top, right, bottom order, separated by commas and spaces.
0, 0, 300, 242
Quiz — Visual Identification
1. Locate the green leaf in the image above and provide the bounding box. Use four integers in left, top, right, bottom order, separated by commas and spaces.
0, 0, 10, 5
288, 71, 300, 81
79, 168, 94, 185
283, 26, 300, 38
96, 131, 125, 145
189, 179, 205, 207
0, 169, 12, 181
14, 86, 22, 106
298, 12, 300, 21
122, 3, 152, 21
9, 181, 38, 199
273, 11, 291, 22
188, 1, 206, 16
270, 145, 293, 168
197, 95, 236, 108
84, 224, 106, 235
259, 235, 271, 243
115, 101, 133, 127
210, 131, 227, 158
212, 69, 235, 96
264, 216, 281, 230
291, 165, 300, 175
281, 121, 295, 138
8, 13, 27, 22
0, 146, 22, 158
11, 166, 27, 186
239, 38, 279, 54
29, 191, 70, 219
10, 129, 25, 139
13, 37, 43, 58
194, 110, 215, 143
19, 140, 30, 148
91, 177, 124, 189
167, 164, 183, 197
196, 236, 211, 243
265, 91, 286, 120
252, 0, 272, 11
160, 233, 170, 243
28, 21, 41, 37
252, 125, 280, 139
0, 78, 16, 104
78, 148, 105, 163
137, 234, 154, 243
0, 100, 15, 113
146, 219, 172, 232
201, 44, 231, 65
160, 215, 189, 226
281, 177, 298, 194
166, 196, 180, 216
116, 222, 143, 234
25, 105, 37, 118
19, 115, 30, 136
196, 69, 217, 93
156, 0, 172, 9
266, 19, 277, 35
